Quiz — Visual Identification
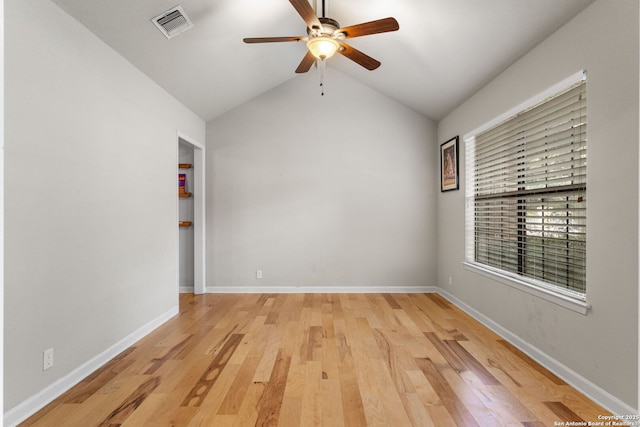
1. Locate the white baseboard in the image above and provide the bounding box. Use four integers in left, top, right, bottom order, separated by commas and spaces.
3, 306, 179, 427
436, 288, 637, 416
179, 286, 194, 293
206, 285, 438, 294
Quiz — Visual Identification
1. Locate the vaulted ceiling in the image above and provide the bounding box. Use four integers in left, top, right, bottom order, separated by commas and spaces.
50, 0, 595, 122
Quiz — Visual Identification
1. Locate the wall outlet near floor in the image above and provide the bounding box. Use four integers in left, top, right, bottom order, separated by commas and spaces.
449, 276, 452, 285
43, 348, 54, 371
256, 269, 263, 279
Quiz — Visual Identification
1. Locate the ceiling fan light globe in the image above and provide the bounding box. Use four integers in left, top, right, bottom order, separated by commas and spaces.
307, 36, 339, 59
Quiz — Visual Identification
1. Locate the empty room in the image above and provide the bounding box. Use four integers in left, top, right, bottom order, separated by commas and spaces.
3, 0, 639, 425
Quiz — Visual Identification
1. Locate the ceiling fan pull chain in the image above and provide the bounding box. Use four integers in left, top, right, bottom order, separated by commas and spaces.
319, 59, 326, 96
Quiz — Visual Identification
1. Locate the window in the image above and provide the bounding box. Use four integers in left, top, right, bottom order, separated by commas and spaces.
464, 72, 587, 307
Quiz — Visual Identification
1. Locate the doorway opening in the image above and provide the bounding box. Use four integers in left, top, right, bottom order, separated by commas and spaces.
178, 132, 205, 294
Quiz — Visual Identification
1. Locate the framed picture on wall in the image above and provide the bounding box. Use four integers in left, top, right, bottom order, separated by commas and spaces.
440, 136, 459, 192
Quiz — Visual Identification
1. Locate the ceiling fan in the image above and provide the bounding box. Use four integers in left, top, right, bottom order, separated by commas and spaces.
243, 0, 399, 73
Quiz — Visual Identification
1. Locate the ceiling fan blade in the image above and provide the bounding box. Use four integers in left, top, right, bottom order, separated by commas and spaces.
295, 50, 316, 73
289, 0, 322, 30
338, 42, 381, 70
243, 36, 306, 43
338, 17, 399, 39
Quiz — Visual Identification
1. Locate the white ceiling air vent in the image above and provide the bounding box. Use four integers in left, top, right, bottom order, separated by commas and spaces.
151, 6, 194, 39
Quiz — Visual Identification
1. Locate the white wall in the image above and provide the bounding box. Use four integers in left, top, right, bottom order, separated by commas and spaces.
437, 0, 638, 411
206, 70, 437, 290
4, 0, 205, 414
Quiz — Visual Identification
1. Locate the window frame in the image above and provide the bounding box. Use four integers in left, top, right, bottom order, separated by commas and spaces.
463, 71, 590, 315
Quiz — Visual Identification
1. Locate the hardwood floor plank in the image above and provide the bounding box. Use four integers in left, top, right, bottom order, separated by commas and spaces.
426, 294, 456, 311
277, 396, 303, 427
307, 325, 324, 362
282, 357, 306, 398
253, 327, 283, 384
127, 394, 200, 427
145, 334, 193, 375
424, 405, 458, 427
265, 295, 285, 325
424, 332, 466, 372
382, 293, 402, 309
309, 295, 324, 327
351, 346, 389, 426
20, 293, 614, 427
181, 333, 244, 407
322, 379, 345, 427
322, 335, 340, 382
497, 339, 566, 386
97, 376, 160, 426
483, 384, 539, 424
415, 357, 480, 427
338, 364, 367, 427
202, 323, 242, 356
300, 360, 323, 426
255, 349, 291, 426
392, 306, 427, 337
24, 395, 111, 426
61, 347, 137, 404
439, 364, 504, 426
543, 400, 585, 422
560, 385, 614, 421
414, 294, 468, 340
505, 384, 572, 425
209, 414, 236, 426
393, 294, 438, 334
193, 363, 243, 423
216, 355, 261, 415
448, 315, 502, 343
455, 337, 522, 386
117, 392, 166, 426
405, 369, 442, 406
233, 381, 266, 426
368, 356, 414, 426
401, 392, 436, 427
372, 331, 417, 394
366, 294, 399, 330
444, 339, 501, 385
341, 306, 365, 349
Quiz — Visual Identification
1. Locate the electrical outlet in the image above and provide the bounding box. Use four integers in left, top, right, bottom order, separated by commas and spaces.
43, 348, 54, 371
256, 270, 263, 279
449, 276, 452, 285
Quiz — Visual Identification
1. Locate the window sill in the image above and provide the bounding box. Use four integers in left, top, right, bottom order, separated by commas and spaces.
462, 262, 590, 315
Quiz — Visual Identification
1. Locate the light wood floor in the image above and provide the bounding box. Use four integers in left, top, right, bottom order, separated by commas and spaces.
22, 293, 612, 426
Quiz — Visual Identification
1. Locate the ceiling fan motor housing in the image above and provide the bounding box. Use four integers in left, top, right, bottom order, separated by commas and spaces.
308, 17, 343, 38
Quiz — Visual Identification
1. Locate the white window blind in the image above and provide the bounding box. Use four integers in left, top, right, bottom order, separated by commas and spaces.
465, 74, 587, 298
